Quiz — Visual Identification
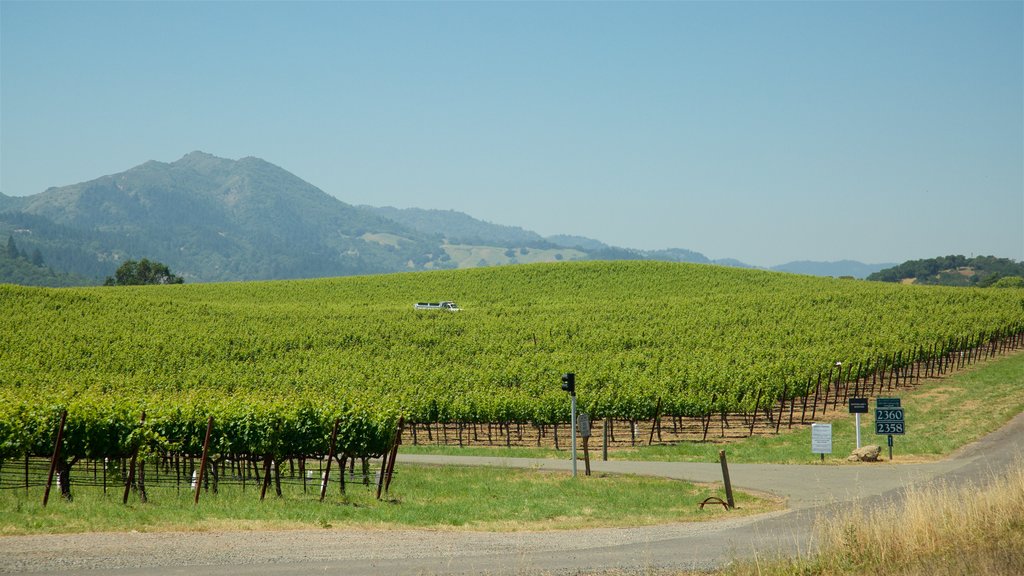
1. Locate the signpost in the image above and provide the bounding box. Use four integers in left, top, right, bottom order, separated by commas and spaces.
848, 398, 868, 449
811, 423, 832, 462
578, 414, 591, 476
874, 398, 904, 460
561, 373, 577, 478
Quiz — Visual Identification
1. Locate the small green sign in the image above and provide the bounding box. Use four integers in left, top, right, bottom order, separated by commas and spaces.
848, 398, 869, 413
876, 397, 901, 408
875, 407, 905, 435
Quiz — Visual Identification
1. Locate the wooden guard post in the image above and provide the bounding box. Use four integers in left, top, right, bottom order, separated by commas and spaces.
718, 449, 735, 509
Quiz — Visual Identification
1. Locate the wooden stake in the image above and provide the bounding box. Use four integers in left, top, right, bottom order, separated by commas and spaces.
718, 450, 734, 509
775, 384, 787, 434
382, 417, 404, 496
42, 410, 68, 507
747, 389, 762, 437
583, 435, 591, 476
123, 411, 146, 504
259, 455, 272, 501
648, 398, 662, 445
194, 416, 214, 505
320, 419, 340, 502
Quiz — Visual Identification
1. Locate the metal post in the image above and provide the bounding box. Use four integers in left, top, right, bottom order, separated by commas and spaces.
602, 417, 609, 461
855, 413, 862, 449
570, 395, 577, 478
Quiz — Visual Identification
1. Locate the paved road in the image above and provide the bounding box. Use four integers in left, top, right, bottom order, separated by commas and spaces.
2, 411, 1021, 575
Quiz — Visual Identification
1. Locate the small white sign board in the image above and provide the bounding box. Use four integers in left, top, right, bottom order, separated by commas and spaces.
578, 414, 591, 438
811, 423, 832, 454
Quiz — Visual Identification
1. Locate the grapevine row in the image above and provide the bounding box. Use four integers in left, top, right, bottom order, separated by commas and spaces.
2, 261, 1021, 475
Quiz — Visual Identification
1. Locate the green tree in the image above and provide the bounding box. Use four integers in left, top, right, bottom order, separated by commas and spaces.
6, 235, 20, 260
104, 259, 184, 286
991, 276, 1024, 289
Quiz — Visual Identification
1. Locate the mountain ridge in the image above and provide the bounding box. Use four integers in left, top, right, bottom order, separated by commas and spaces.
0, 152, 451, 282
1, 152, 906, 284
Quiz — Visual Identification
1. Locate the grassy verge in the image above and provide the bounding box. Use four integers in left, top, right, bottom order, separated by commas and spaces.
404, 351, 1024, 464
625, 350, 1024, 464
0, 465, 777, 535
722, 460, 1024, 576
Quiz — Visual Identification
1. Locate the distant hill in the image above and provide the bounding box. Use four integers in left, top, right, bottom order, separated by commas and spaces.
545, 234, 609, 251
364, 206, 717, 267
366, 206, 554, 248
0, 152, 452, 282
772, 260, 896, 279
867, 255, 1024, 287
0, 151, 913, 287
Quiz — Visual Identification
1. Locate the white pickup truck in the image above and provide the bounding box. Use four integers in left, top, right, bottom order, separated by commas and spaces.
414, 301, 461, 311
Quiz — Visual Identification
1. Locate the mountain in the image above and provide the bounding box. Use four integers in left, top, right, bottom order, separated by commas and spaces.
0, 152, 452, 282
867, 255, 1024, 287
772, 260, 896, 279
1, 151, 916, 287
364, 206, 719, 266
545, 234, 609, 251
365, 206, 554, 248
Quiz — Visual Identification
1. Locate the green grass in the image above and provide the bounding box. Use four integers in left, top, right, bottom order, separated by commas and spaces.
404, 351, 1024, 464
442, 244, 586, 267
0, 465, 776, 535
626, 350, 1024, 464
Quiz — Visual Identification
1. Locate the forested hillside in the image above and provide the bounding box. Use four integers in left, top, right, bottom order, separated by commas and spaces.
0, 152, 452, 283
868, 255, 1024, 287
0, 234, 89, 287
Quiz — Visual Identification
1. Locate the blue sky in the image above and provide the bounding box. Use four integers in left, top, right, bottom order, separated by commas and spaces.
1, 1, 1021, 267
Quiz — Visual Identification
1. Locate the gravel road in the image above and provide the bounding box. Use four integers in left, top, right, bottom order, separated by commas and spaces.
2, 411, 1021, 576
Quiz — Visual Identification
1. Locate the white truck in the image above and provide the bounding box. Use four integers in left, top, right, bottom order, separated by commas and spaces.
414, 301, 461, 311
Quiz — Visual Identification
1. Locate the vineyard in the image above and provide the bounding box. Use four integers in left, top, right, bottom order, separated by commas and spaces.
1, 261, 1022, 501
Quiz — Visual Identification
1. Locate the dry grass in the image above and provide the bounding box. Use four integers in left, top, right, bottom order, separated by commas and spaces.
726, 461, 1024, 576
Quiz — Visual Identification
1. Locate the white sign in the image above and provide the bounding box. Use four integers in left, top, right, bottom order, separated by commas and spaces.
811, 423, 833, 454
578, 413, 591, 438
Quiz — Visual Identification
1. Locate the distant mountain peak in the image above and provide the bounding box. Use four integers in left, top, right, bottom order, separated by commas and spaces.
1, 152, 452, 282
171, 150, 236, 174
180, 150, 220, 161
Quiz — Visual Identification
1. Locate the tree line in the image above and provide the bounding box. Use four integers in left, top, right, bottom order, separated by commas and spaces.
868, 255, 1024, 287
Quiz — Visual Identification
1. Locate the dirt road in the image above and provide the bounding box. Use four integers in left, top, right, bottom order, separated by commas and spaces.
2, 411, 1022, 575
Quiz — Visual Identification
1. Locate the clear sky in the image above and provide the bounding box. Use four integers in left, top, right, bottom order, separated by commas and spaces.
1, 1, 1021, 267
